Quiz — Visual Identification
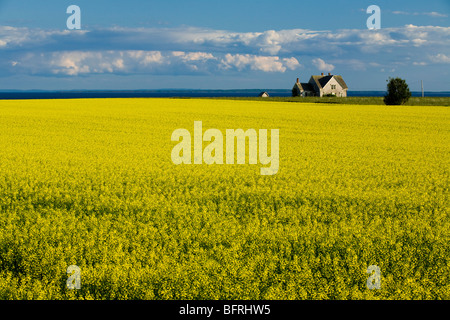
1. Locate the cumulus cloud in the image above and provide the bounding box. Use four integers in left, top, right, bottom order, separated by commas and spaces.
12, 51, 164, 76
171, 51, 216, 62
1, 24, 449, 54
220, 54, 299, 72
312, 58, 335, 72
282, 57, 301, 70
429, 53, 450, 64
8, 50, 299, 76
1, 24, 449, 77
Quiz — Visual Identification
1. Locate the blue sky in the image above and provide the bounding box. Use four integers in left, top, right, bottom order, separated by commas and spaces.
0, 0, 449, 91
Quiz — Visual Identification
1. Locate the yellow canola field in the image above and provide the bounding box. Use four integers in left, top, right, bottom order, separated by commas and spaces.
0, 98, 448, 299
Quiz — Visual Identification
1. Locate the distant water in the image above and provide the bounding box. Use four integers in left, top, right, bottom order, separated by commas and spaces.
0, 90, 448, 100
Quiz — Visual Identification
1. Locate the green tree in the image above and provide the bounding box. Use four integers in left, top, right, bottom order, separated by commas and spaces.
384, 77, 411, 105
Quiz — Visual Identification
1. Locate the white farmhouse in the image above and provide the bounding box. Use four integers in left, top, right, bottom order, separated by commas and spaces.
293, 74, 348, 97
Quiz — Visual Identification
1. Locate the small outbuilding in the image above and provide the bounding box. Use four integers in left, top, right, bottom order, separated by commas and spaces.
259, 92, 270, 98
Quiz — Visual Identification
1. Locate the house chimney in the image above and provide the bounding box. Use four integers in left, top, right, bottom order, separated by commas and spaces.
296, 78, 299, 84
321, 73, 324, 76
328, 73, 331, 76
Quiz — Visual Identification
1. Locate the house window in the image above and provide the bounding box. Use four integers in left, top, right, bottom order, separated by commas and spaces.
331, 85, 336, 90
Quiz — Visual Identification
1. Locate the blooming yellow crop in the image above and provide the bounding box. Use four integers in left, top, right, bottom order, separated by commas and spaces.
0, 98, 448, 299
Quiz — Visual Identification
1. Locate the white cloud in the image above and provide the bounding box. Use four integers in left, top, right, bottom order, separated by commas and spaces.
312, 58, 335, 72
425, 12, 448, 18
8, 50, 299, 76
13, 51, 172, 76
392, 11, 410, 15
391, 11, 448, 18
173, 51, 216, 62
1, 25, 449, 54
282, 57, 301, 70
429, 53, 450, 64
1, 24, 449, 77
220, 54, 299, 72
412, 39, 427, 46
141, 52, 164, 66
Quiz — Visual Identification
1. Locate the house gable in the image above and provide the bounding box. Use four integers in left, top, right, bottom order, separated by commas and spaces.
308, 76, 322, 95
322, 77, 343, 96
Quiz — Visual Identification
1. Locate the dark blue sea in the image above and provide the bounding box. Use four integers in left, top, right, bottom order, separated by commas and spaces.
0, 90, 448, 100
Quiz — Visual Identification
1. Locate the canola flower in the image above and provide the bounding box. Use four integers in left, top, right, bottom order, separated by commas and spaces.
0, 98, 448, 300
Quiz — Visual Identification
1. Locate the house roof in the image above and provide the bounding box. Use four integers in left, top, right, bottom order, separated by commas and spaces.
310, 75, 348, 90
311, 75, 330, 89
294, 82, 314, 92
333, 75, 348, 90
300, 83, 314, 92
